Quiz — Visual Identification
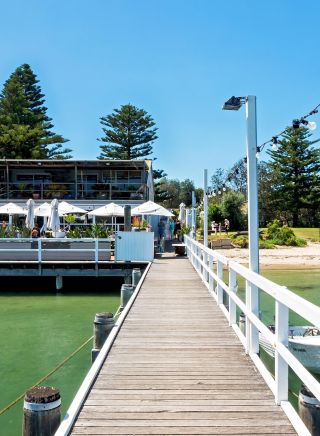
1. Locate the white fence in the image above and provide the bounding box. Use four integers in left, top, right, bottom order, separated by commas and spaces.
0, 238, 113, 262
184, 235, 320, 436
0, 233, 155, 263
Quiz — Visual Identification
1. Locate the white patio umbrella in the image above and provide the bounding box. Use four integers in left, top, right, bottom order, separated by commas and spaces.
25, 199, 35, 229
132, 201, 172, 216
34, 202, 53, 217
47, 199, 61, 232
0, 202, 26, 215
58, 201, 88, 215
0, 202, 26, 226
178, 202, 186, 224
146, 206, 174, 217
88, 203, 124, 229
88, 202, 124, 217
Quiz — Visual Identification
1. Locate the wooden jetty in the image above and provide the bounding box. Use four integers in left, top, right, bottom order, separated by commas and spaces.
69, 255, 295, 435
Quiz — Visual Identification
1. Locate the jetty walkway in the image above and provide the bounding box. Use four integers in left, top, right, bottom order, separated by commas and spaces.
69, 255, 295, 435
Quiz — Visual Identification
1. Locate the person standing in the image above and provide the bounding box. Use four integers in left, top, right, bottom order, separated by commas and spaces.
174, 220, 181, 240
158, 219, 165, 242
169, 219, 175, 240
224, 218, 230, 235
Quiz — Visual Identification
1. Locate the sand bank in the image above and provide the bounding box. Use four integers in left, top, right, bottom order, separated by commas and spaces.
216, 242, 320, 269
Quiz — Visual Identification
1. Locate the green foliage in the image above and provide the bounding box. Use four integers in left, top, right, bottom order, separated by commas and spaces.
208, 203, 223, 223
221, 191, 246, 230
98, 104, 157, 160
266, 219, 307, 246
64, 214, 76, 224
267, 126, 320, 227
231, 235, 248, 248
66, 227, 82, 238
155, 178, 196, 207
177, 225, 191, 237
259, 239, 275, 249
84, 224, 111, 238
0, 64, 71, 159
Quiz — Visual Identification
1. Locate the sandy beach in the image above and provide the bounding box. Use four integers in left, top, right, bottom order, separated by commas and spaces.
216, 242, 320, 269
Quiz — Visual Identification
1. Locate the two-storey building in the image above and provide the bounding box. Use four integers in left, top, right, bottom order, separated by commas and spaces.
0, 159, 154, 209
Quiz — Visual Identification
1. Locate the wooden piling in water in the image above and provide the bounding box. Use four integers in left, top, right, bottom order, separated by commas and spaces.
22, 386, 60, 436
132, 268, 141, 286
91, 312, 115, 363
55, 275, 63, 291
124, 269, 132, 285
299, 384, 320, 435
120, 284, 135, 309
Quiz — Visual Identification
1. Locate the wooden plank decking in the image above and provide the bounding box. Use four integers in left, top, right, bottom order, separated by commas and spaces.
71, 256, 296, 435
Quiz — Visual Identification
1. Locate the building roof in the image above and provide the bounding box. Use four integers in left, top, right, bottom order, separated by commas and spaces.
0, 159, 149, 169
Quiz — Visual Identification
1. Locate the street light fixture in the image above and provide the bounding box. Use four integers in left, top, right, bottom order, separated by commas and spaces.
222, 95, 259, 354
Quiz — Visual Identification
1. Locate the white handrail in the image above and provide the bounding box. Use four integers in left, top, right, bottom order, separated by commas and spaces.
185, 235, 320, 435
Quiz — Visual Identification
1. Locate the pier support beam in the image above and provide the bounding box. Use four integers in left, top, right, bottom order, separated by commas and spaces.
91, 312, 115, 363
23, 386, 61, 436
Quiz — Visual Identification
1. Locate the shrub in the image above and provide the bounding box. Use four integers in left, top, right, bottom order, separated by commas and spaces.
232, 235, 248, 248
266, 219, 307, 246
259, 240, 275, 249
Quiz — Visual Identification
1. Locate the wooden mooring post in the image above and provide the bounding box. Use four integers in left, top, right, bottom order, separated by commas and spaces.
120, 284, 135, 309
132, 268, 141, 286
22, 386, 60, 436
299, 384, 320, 435
91, 312, 115, 363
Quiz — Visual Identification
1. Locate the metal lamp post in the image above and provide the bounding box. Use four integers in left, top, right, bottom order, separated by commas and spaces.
222, 95, 259, 354
203, 169, 208, 247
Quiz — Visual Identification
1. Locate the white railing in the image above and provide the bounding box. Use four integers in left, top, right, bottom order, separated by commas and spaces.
184, 235, 320, 436
0, 238, 113, 263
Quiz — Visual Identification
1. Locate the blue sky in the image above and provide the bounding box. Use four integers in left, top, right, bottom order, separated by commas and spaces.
1, 0, 319, 186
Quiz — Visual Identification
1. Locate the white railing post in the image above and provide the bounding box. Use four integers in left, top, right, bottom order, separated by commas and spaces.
196, 246, 200, 273
228, 268, 237, 326
217, 260, 223, 305
275, 301, 289, 405
202, 250, 207, 283
95, 239, 99, 263
247, 281, 260, 354
38, 238, 42, 264
208, 255, 214, 292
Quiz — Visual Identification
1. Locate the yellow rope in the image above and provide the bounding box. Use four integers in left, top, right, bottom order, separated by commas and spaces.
0, 335, 93, 416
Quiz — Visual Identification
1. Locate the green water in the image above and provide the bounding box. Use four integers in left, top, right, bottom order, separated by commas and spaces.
0, 291, 120, 436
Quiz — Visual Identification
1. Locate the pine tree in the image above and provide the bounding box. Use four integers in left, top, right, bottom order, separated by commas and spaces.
267, 126, 320, 226
98, 104, 157, 160
0, 64, 71, 159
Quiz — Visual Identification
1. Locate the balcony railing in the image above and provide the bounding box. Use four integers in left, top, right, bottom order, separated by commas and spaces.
0, 182, 146, 201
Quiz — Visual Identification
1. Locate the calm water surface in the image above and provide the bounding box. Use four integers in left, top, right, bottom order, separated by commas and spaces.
0, 291, 120, 436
